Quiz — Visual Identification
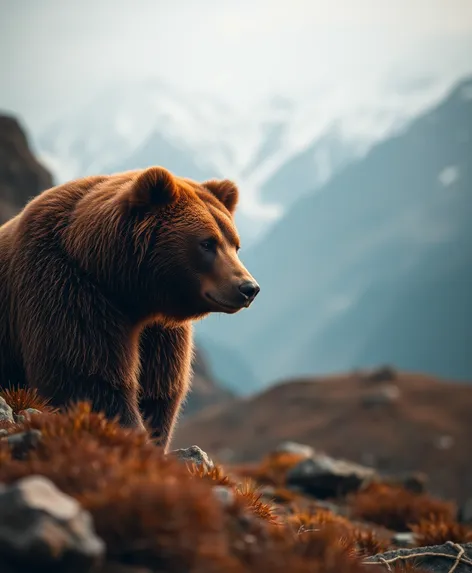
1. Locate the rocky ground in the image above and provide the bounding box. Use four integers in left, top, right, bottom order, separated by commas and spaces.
0, 388, 471, 573
175, 367, 472, 505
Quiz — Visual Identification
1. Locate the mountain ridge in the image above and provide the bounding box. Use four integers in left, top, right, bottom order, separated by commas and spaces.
196, 75, 472, 390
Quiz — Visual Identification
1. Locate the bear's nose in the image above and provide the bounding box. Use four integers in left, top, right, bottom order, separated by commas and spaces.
239, 281, 260, 301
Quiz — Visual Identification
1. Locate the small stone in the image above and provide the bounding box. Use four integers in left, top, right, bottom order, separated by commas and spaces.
20, 408, 42, 418
170, 445, 214, 470
0, 398, 14, 425
0, 429, 9, 437
0, 475, 105, 571
392, 532, 417, 548
15, 408, 43, 424
6, 429, 42, 458
287, 453, 377, 499
212, 486, 235, 507
273, 441, 315, 458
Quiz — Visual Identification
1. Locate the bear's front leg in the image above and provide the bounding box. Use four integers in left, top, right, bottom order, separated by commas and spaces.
20, 324, 146, 432
26, 364, 146, 432
137, 322, 193, 452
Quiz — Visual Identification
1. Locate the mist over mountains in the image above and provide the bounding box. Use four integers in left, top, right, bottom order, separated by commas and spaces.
35, 76, 454, 247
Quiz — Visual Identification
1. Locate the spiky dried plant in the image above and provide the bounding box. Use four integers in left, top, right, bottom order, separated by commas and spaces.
410, 515, 472, 546
234, 479, 280, 525
0, 386, 57, 414
350, 483, 456, 531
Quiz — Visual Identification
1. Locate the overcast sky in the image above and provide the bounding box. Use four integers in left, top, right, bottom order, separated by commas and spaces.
1, 0, 472, 132
0, 0, 472, 136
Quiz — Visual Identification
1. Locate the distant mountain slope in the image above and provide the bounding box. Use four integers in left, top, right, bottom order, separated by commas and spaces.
197, 76, 472, 388
182, 346, 234, 417
259, 127, 356, 210
194, 335, 258, 396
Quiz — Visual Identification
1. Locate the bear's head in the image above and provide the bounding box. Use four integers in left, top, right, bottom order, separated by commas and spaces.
67, 166, 260, 324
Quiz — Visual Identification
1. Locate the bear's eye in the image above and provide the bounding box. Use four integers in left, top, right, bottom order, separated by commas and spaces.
200, 238, 218, 253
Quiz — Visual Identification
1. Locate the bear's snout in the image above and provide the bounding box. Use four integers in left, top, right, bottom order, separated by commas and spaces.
238, 280, 260, 303
203, 274, 260, 314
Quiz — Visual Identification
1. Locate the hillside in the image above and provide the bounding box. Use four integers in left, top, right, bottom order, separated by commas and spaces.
0, 115, 53, 224
1, 387, 472, 572
174, 368, 472, 504
197, 76, 472, 389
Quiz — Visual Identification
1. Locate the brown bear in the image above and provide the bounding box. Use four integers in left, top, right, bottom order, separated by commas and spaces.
0, 167, 259, 450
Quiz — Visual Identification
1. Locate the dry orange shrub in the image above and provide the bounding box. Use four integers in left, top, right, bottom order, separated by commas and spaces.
350, 483, 456, 531
410, 515, 472, 546
0, 392, 385, 572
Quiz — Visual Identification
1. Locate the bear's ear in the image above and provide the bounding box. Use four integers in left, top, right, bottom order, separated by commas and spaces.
127, 166, 179, 208
203, 179, 239, 214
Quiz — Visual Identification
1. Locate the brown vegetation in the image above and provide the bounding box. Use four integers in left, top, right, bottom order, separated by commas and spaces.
0, 386, 469, 572
350, 483, 456, 531
0, 389, 388, 572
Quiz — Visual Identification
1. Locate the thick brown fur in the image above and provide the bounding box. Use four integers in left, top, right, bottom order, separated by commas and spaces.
0, 167, 258, 450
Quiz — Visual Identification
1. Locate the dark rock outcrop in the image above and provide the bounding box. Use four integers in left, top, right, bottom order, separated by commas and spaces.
0, 114, 53, 224
287, 453, 377, 498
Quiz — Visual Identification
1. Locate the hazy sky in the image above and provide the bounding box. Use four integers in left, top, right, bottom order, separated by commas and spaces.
1, 0, 472, 132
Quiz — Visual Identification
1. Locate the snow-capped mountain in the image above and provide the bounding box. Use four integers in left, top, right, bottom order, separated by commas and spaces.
35, 76, 457, 246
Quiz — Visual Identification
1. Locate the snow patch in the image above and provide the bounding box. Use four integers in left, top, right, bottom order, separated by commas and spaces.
438, 165, 460, 188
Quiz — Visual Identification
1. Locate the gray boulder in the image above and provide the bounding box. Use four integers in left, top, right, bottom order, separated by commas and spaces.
287, 453, 376, 498
364, 542, 472, 573
0, 475, 105, 572
273, 441, 315, 458
4, 429, 42, 458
